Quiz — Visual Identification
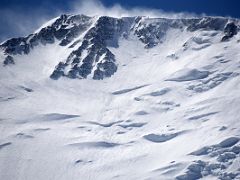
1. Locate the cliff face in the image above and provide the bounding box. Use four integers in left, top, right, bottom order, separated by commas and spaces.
1, 15, 239, 80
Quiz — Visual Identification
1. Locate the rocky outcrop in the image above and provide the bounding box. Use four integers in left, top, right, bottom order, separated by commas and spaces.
0, 14, 93, 61
3, 55, 14, 65
51, 16, 124, 80
221, 22, 238, 41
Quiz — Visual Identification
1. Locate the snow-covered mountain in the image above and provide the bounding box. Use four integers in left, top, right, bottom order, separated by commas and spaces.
0, 14, 240, 180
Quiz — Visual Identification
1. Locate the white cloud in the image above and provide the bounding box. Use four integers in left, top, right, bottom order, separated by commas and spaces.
71, 0, 200, 18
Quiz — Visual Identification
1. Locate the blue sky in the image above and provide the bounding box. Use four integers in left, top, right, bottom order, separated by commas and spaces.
0, 0, 240, 42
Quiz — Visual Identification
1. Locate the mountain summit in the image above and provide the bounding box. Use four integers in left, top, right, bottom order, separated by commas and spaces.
1, 14, 239, 80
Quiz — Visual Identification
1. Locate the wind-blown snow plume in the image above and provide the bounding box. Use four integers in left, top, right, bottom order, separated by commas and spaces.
71, 0, 200, 18
0, 0, 201, 42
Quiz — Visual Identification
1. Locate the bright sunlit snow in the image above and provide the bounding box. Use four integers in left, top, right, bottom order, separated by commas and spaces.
0, 14, 240, 180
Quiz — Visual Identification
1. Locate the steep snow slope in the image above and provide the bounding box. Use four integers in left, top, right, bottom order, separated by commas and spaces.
0, 14, 240, 180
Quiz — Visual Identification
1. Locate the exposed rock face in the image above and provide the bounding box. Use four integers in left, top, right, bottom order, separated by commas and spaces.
1, 15, 239, 80
221, 22, 238, 41
0, 14, 94, 65
133, 17, 231, 48
186, 17, 228, 31
3, 55, 14, 65
1, 14, 93, 51
50, 16, 124, 80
